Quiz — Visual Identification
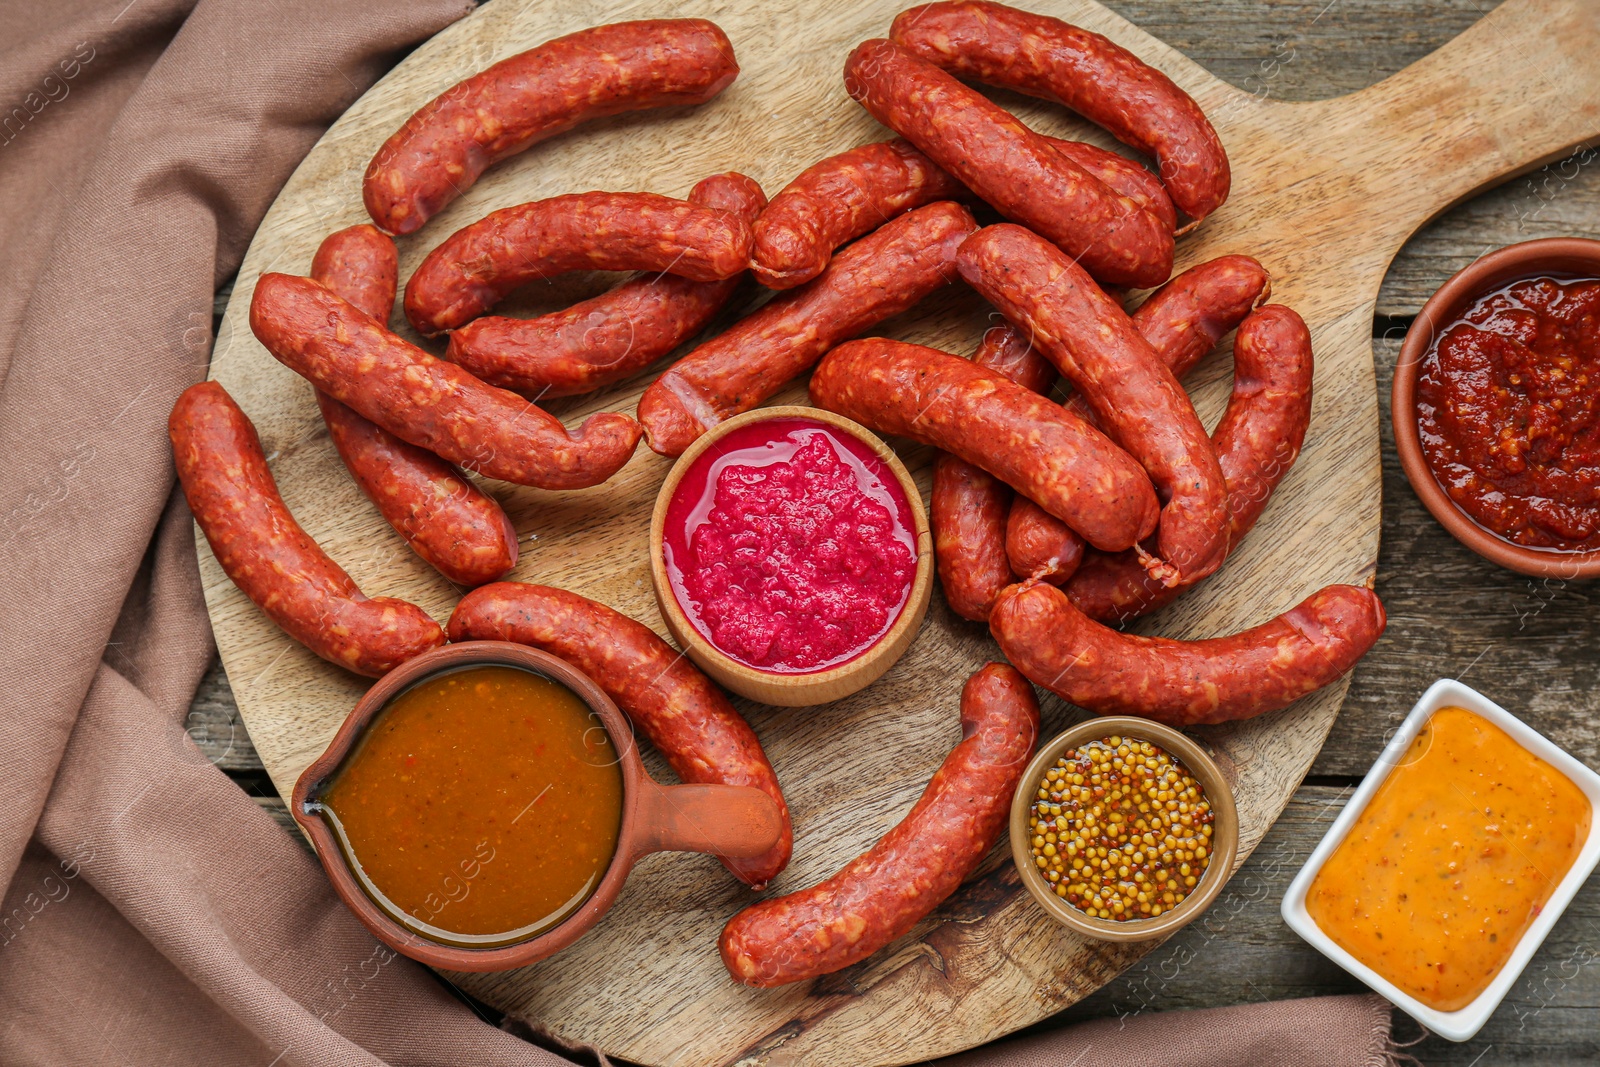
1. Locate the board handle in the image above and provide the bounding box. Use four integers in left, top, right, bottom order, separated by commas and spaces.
1353, 0, 1600, 219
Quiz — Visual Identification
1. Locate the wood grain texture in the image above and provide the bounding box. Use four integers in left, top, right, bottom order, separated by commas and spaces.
194, 0, 1600, 1063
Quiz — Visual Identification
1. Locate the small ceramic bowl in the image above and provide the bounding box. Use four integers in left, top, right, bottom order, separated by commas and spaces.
1282, 679, 1600, 1041
649, 405, 934, 707
292, 641, 783, 972
1009, 716, 1239, 942
1392, 237, 1600, 579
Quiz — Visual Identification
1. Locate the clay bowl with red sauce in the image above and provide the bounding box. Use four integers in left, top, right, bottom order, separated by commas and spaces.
649, 405, 934, 707
1394, 237, 1600, 579
291, 642, 783, 972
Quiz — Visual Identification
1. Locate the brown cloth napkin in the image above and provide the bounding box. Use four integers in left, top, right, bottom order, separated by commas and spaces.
0, 1, 1399, 1063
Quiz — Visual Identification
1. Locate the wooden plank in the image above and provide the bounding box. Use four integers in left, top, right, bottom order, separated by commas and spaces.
1102, 0, 1493, 102
1044, 785, 1600, 1067
1378, 151, 1600, 316
186, 656, 262, 772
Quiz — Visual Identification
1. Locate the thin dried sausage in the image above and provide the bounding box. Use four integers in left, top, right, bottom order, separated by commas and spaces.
250, 273, 641, 490
890, 1, 1230, 222
810, 337, 1158, 552
932, 456, 1013, 622
169, 381, 445, 677
1066, 304, 1314, 622
1007, 253, 1271, 587
751, 139, 965, 289
445, 173, 767, 398
310, 225, 519, 587
752, 137, 1173, 292
640, 201, 977, 457
719, 663, 1038, 986
843, 39, 1172, 288
990, 580, 1385, 725
363, 19, 739, 235
932, 324, 1055, 621
405, 192, 754, 336
958, 224, 1226, 583
448, 582, 791, 889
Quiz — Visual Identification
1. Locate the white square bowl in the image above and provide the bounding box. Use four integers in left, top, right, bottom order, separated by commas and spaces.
1281, 678, 1600, 1041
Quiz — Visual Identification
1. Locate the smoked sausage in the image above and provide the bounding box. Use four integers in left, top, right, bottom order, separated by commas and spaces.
169, 381, 445, 677
810, 337, 1158, 552
448, 582, 792, 889
890, 1, 1230, 223
1005, 494, 1082, 586
843, 39, 1172, 289
989, 580, 1385, 726
751, 139, 965, 290
958, 224, 1227, 584
639, 200, 977, 457
310, 225, 519, 587
444, 172, 767, 398
1065, 304, 1315, 622
932, 324, 1057, 621
1006, 253, 1271, 587
405, 192, 754, 336
932, 456, 1014, 622
250, 273, 641, 490
750, 137, 1175, 291
363, 19, 739, 235
309, 223, 397, 324
719, 663, 1038, 986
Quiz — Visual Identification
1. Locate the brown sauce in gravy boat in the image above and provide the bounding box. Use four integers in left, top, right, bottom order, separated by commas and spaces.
292, 641, 783, 972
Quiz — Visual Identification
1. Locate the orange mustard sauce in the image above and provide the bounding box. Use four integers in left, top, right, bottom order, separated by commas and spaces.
1306, 706, 1589, 1011
321, 664, 623, 943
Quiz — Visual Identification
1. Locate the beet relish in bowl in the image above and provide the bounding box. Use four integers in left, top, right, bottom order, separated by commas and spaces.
650, 406, 933, 706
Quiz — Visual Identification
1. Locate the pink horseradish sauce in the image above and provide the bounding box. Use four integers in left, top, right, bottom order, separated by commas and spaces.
663, 417, 917, 674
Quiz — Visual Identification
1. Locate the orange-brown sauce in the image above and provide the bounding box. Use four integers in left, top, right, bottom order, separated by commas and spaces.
321, 664, 623, 943
1306, 706, 1589, 1010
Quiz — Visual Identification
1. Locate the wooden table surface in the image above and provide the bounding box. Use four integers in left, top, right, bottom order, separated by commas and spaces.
188, 0, 1600, 1061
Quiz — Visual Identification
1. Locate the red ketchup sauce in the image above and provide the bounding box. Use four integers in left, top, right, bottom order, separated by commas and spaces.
663, 417, 917, 674
1417, 276, 1600, 551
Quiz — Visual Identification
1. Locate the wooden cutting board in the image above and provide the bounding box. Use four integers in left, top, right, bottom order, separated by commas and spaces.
201, 0, 1600, 1063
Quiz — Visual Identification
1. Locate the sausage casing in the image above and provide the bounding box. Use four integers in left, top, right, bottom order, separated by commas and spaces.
810, 337, 1158, 552
250, 273, 641, 490
639, 200, 977, 457
310, 226, 518, 587
170, 382, 444, 676
890, 1, 1230, 222
1066, 304, 1315, 622
958, 224, 1226, 583
990, 581, 1385, 725
719, 663, 1038, 986
751, 139, 965, 289
932, 455, 1014, 622
447, 582, 791, 888
405, 192, 755, 336
843, 39, 1172, 288
752, 137, 1173, 292
932, 324, 1055, 621
445, 173, 767, 398
363, 19, 739, 235
1008, 253, 1270, 587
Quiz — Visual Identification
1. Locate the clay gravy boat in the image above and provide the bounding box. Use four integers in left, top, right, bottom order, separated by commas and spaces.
292, 641, 783, 972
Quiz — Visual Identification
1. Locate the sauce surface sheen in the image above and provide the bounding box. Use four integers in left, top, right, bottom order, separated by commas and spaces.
321, 664, 622, 943
1306, 706, 1590, 1011
664, 417, 916, 673
1417, 275, 1600, 551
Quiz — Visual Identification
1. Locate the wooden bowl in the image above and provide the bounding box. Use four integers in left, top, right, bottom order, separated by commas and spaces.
1393, 237, 1600, 579
291, 641, 783, 972
649, 405, 933, 707
1009, 717, 1239, 943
